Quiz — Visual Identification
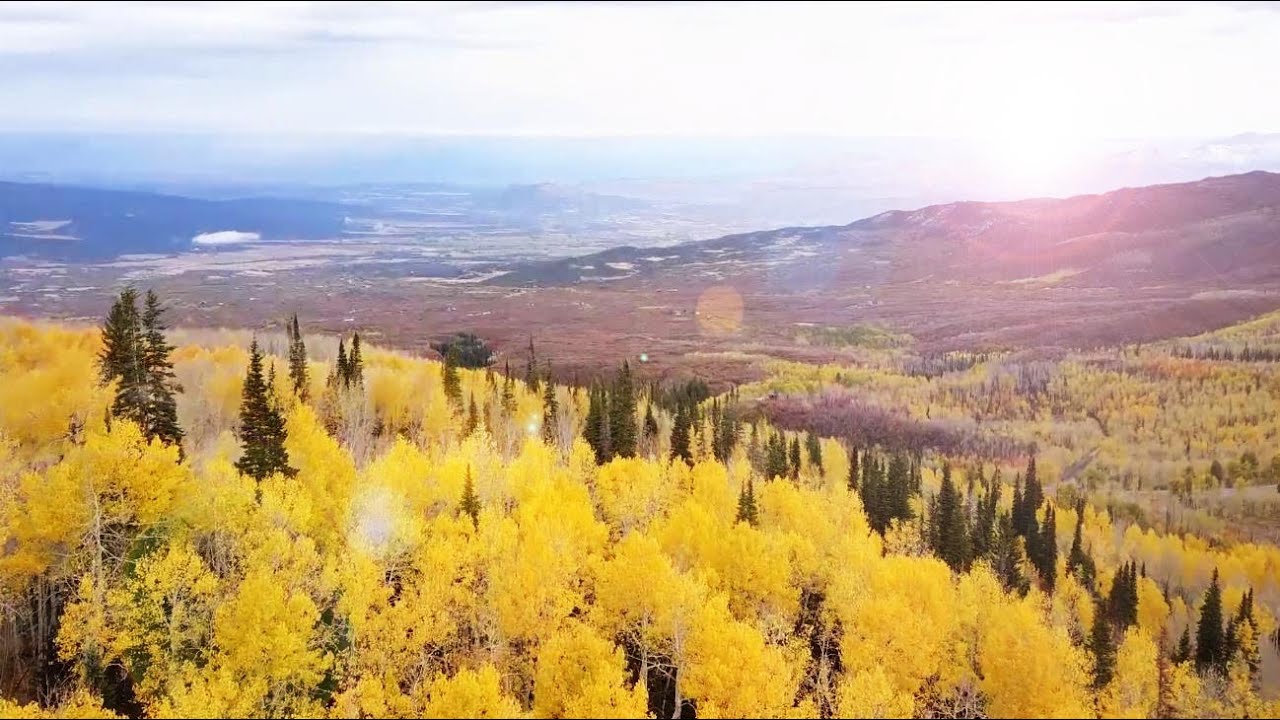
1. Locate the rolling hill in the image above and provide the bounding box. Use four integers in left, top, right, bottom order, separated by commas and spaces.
496, 170, 1280, 289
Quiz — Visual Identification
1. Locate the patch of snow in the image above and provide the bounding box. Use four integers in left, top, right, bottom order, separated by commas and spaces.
605, 261, 635, 271
193, 230, 261, 246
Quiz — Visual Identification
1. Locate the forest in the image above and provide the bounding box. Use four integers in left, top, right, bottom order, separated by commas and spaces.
1, 289, 1279, 719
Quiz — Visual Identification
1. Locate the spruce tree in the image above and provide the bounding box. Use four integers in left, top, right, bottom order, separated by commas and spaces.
524, 336, 539, 392
465, 392, 479, 437
736, 477, 759, 526
542, 368, 559, 446
235, 339, 295, 480
583, 385, 606, 463
764, 431, 787, 480
1195, 569, 1226, 675
1089, 596, 1116, 689
847, 446, 860, 492
805, 432, 823, 473
669, 402, 692, 464
973, 474, 999, 560
501, 360, 516, 413
335, 339, 349, 387
991, 511, 1029, 595
460, 465, 480, 529
348, 332, 364, 387
1173, 625, 1193, 665
140, 290, 183, 449
609, 361, 637, 458
287, 313, 309, 401
932, 464, 969, 572
643, 403, 658, 442
1067, 500, 1089, 582
100, 287, 148, 428
442, 346, 462, 407
1036, 506, 1057, 593
788, 437, 801, 480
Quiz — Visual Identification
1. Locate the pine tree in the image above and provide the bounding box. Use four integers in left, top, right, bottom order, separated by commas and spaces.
643, 403, 658, 439
465, 392, 479, 437
1173, 625, 1193, 665
334, 339, 349, 387
931, 464, 969, 572
1067, 500, 1089, 581
763, 431, 787, 480
1195, 569, 1226, 675
524, 336, 539, 392
990, 511, 1029, 595
736, 477, 758, 526
348, 332, 364, 387
140, 290, 183, 450
235, 339, 296, 480
788, 437, 801, 480
847, 445, 860, 492
609, 361, 637, 458
287, 313, 309, 401
1089, 596, 1116, 689
805, 432, 823, 474
99, 287, 148, 428
972, 473, 999, 560
669, 402, 692, 465
1036, 506, 1057, 593
542, 367, 559, 446
442, 346, 462, 407
460, 465, 480, 529
501, 360, 516, 413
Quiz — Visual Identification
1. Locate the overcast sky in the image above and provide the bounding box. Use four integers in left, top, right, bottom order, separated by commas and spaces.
0, 1, 1278, 138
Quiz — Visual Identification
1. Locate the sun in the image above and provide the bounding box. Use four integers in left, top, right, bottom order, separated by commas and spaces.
976, 125, 1091, 194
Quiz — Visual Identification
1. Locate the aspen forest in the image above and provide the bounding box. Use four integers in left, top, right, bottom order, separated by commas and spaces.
2, 291, 1280, 720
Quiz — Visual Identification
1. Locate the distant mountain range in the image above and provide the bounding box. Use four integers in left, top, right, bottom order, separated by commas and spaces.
0, 182, 352, 261
497, 170, 1280, 290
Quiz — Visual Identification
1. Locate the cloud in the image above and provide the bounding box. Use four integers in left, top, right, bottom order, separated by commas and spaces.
192, 231, 260, 246
0, 2, 1276, 137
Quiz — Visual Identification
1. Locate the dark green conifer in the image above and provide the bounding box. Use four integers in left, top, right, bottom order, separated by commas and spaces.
1195, 569, 1226, 675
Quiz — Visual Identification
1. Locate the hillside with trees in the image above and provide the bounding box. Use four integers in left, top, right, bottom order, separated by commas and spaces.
0, 292, 1279, 718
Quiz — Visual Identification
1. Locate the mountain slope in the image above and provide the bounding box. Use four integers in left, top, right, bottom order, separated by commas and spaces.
495, 170, 1280, 289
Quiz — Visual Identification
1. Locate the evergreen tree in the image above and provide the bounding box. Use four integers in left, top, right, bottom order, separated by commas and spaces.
1035, 506, 1057, 593
1067, 500, 1089, 581
99, 287, 148, 428
1173, 626, 1193, 665
735, 477, 758, 526
348, 332, 364, 387
931, 464, 969, 572
501, 360, 516, 413
609, 361, 637, 458
805, 432, 823, 474
885, 452, 914, 525
334, 339, 349, 387
763, 431, 787, 480
464, 392, 479, 437
140, 290, 183, 449
460, 465, 480, 529
524, 336, 539, 392
642, 403, 658, 442
669, 402, 692, 464
847, 445, 860, 492
583, 385, 610, 463
990, 512, 1029, 595
972, 473, 1000, 560
1011, 476, 1026, 538
1195, 569, 1226, 675
788, 436, 802, 480
442, 346, 462, 407
235, 339, 295, 480
287, 313, 309, 401
1089, 596, 1116, 689
542, 367, 559, 446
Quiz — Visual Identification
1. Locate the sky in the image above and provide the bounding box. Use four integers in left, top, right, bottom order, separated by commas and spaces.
1, 1, 1279, 138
